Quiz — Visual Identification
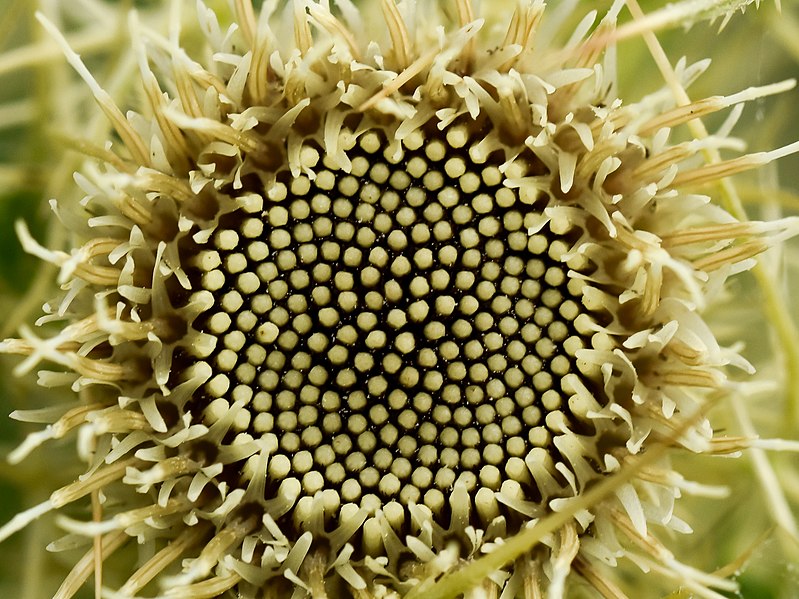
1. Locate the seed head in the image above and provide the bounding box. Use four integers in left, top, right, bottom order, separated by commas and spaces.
1, 1, 798, 598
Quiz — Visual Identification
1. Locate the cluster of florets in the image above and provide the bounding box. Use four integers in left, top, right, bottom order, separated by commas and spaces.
1, 2, 798, 598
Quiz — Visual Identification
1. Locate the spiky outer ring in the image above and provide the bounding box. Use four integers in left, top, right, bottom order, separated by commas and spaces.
0, 1, 777, 598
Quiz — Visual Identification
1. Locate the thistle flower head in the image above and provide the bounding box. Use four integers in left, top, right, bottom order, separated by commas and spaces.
2, 1, 799, 598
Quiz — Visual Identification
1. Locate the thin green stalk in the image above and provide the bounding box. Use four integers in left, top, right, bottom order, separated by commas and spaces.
731, 396, 799, 568
405, 440, 671, 599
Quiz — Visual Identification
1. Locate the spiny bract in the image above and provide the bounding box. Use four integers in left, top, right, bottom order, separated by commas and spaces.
1, 1, 798, 598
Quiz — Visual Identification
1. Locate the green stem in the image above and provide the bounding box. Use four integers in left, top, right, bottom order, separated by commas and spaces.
405, 441, 671, 599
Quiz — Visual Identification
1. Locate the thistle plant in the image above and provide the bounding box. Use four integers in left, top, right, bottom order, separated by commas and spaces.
1, 1, 798, 598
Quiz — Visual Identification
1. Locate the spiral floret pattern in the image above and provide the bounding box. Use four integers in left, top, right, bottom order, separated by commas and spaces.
2, 1, 798, 598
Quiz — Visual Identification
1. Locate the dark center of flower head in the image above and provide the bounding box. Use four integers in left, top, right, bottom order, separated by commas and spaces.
183, 123, 601, 538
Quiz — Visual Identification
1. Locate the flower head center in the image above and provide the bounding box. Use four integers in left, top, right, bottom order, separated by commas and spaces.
186, 124, 597, 524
